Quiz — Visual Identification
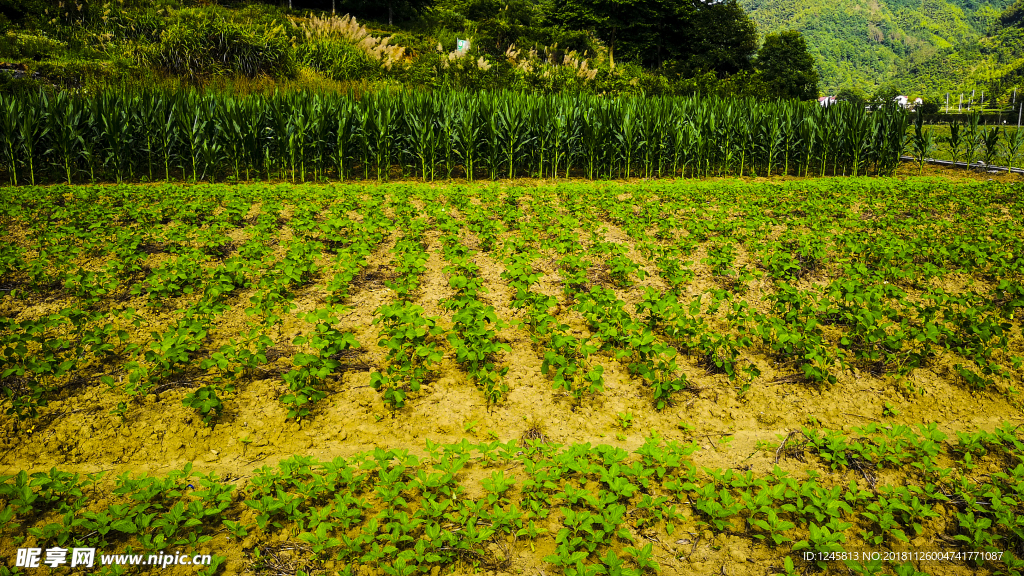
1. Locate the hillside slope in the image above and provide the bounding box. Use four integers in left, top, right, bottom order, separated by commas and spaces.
891, 0, 1024, 103
739, 0, 1011, 93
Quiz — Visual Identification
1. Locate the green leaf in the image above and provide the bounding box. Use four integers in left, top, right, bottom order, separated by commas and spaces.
110, 519, 137, 533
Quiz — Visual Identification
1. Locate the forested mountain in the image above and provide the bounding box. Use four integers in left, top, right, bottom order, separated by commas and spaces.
890, 0, 1024, 104
739, 0, 1013, 93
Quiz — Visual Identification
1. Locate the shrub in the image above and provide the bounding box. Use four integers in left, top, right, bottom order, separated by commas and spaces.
149, 8, 295, 81
0, 69, 43, 95
295, 38, 380, 81
0, 31, 66, 60
293, 14, 406, 82
33, 60, 109, 88
0, 0, 51, 28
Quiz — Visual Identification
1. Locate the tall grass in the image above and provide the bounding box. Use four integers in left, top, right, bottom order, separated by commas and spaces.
0, 88, 912, 184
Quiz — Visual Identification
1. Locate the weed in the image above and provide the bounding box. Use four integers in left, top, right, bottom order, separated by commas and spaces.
616, 412, 634, 430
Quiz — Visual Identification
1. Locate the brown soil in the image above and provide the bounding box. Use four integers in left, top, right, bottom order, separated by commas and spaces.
1, 174, 1022, 576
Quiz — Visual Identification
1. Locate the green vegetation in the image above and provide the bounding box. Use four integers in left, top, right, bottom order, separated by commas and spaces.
547, 0, 759, 76
0, 89, 911, 186
2, 177, 1023, 422
902, 109, 1024, 168
0, 0, 825, 99
0, 0, 1018, 100
756, 30, 820, 101
0, 4, 1023, 573
5, 428, 1024, 575
892, 0, 1024, 106
741, 0, 1015, 95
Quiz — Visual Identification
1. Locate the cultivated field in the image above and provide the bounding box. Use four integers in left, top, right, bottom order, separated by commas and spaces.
1, 177, 1024, 576
905, 121, 1024, 170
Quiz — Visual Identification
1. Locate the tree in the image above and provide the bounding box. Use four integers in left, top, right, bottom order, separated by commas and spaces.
868, 85, 901, 110
667, 0, 758, 77
836, 87, 868, 109
336, 0, 436, 25
458, 0, 547, 53
999, 0, 1024, 29
545, 0, 646, 68
383, 0, 435, 25
755, 30, 819, 100
919, 98, 940, 114
545, 0, 757, 74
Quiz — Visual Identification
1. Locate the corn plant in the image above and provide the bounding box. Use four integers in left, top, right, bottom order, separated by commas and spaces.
453, 95, 481, 180
16, 91, 48, 186
963, 110, 981, 167
911, 111, 936, 175
496, 94, 531, 180
0, 96, 20, 185
97, 92, 132, 183
47, 92, 82, 184
981, 126, 1001, 167
1003, 127, 1024, 171
944, 119, 965, 166
0, 89, 918, 184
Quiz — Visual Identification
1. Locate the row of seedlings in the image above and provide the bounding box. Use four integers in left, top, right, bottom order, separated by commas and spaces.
370, 188, 446, 410
562, 187, 698, 409
273, 189, 390, 420
432, 194, 511, 406
497, 189, 607, 405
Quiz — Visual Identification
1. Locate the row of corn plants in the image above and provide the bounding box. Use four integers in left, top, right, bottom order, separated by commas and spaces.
909, 109, 1024, 172
0, 89, 912, 185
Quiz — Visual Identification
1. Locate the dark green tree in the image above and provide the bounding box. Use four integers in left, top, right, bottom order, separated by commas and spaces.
755, 30, 819, 100
999, 0, 1024, 29
338, 0, 436, 25
385, 0, 433, 25
868, 85, 902, 110
919, 98, 940, 114
545, 0, 757, 75
666, 0, 758, 77
454, 0, 547, 52
544, 0, 647, 68
836, 87, 868, 109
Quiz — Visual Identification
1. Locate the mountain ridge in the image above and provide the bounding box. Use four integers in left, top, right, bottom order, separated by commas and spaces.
890, 0, 1024, 104
739, 0, 1012, 94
